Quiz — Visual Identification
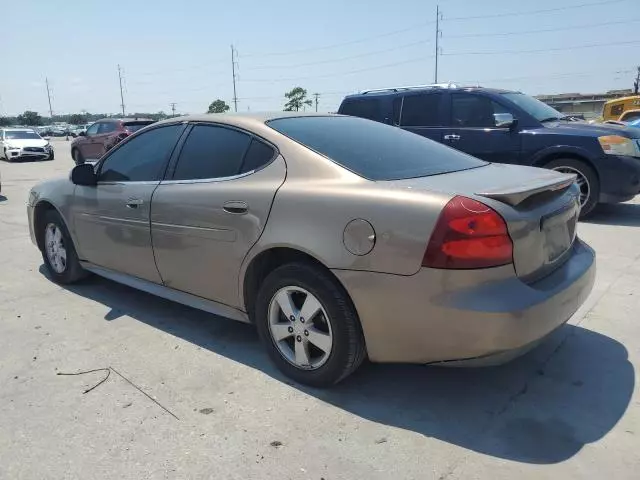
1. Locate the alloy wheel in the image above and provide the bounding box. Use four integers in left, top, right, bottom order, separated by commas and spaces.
552, 166, 590, 208
45, 223, 67, 273
268, 286, 333, 370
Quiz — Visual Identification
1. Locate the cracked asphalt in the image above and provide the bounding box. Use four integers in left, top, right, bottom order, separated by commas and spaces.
0, 139, 638, 479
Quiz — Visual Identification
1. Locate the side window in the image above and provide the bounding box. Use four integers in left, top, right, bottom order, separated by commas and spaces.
98, 124, 182, 182
240, 138, 275, 173
173, 125, 251, 180
451, 93, 509, 128
98, 122, 117, 134
339, 99, 381, 121
86, 123, 100, 136
400, 93, 442, 127
610, 104, 624, 116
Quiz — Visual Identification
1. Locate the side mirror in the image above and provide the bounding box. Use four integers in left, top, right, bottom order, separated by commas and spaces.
71, 163, 97, 186
494, 113, 517, 129
78, 131, 86, 137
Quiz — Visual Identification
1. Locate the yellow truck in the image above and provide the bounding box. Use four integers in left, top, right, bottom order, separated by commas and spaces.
602, 95, 640, 121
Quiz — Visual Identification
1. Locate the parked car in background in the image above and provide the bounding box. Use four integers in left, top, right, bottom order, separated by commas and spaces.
70, 118, 155, 164
1, 128, 54, 161
28, 113, 595, 386
338, 84, 640, 216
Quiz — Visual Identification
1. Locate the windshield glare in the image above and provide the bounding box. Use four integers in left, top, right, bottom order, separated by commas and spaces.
4, 130, 42, 140
501, 92, 563, 122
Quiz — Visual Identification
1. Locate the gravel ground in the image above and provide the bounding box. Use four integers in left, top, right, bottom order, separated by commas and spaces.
0, 138, 638, 479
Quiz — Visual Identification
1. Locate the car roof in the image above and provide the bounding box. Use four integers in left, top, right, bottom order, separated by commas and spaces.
342, 85, 516, 100
95, 117, 154, 123
2, 128, 36, 131
153, 112, 337, 129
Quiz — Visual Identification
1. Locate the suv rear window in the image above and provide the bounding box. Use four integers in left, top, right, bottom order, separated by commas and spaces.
268, 116, 485, 181
124, 121, 154, 133
339, 98, 381, 121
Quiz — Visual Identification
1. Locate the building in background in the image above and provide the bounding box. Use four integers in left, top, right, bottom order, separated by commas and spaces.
536, 89, 633, 120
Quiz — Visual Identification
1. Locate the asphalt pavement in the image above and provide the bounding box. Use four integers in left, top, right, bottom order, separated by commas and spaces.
0, 138, 638, 479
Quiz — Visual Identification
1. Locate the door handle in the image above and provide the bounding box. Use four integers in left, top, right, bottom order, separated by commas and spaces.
126, 198, 144, 208
444, 134, 461, 141
223, 201, 248, 215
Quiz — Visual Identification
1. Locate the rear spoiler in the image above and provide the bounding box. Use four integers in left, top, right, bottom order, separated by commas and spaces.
476, 172, 576, 207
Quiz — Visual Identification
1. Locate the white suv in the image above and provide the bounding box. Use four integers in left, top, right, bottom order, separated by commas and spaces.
1, 128, 54, 161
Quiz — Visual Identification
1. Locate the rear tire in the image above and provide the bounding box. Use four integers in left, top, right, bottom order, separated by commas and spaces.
545, 158, 599, 217
254, 262, 366, 387
72, 148, 84, 165
47, 150, 55, 161
40, 209, 88, 284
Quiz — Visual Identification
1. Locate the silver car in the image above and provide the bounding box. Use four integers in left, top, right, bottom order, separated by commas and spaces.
27, 113, 595, 386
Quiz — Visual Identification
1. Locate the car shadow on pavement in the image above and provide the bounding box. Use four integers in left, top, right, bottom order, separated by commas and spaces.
0, 194, 7, 202
584, 202, 640, 227
51, 269, 635, 465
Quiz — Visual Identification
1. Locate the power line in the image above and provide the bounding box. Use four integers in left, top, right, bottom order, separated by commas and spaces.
447, 17, 640, 38
444, 0, 628, 21
243, 40, 430, 71
442, 39, 640, 56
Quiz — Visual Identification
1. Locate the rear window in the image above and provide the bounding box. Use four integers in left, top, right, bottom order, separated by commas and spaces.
339, 98, 381, 121
124, 121, 154, 133
267, 116, 486, 181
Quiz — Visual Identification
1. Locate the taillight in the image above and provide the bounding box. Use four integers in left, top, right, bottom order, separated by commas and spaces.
423, 196, 513, 269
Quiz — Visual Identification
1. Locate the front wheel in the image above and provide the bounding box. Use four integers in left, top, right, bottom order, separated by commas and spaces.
545, 158, 599, 217
47, 150, 55, 161
72, 148, 84, 165
40, 209, 88, 284
254, 262, 366, 387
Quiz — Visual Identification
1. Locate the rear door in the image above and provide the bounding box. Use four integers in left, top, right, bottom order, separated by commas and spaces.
398, 91, 447, 143
444, 91, 521, 164
151, 123, 286, 307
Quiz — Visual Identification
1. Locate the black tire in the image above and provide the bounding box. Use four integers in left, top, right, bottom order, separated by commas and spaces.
254, 262, 366, 387
72, 148, 84, 165
40, 209, 88, 284
47, 150, 55, 161
544, 158, 599, 217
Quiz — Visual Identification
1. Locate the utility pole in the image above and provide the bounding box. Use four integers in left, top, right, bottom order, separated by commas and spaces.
45, 77, 54, 118
634, 66, 640, 95
231, 45, 238, 112
434, 5, 442, 83
313, 93, 320, 112
117, 64, 126, 116
170, 102, 177, 117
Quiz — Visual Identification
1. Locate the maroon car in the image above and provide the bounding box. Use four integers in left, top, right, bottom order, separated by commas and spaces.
71, 118, 154, 164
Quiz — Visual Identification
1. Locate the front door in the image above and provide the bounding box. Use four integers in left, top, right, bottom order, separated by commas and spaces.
444, 92, 521, 164
77, 122, 100, 159
151, 123, 286, 308
71, 123, 185, 282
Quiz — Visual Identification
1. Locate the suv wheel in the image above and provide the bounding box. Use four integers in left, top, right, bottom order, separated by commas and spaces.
545, 158, 599, 217
72, 148, 84, 165
254, 262, 366, 387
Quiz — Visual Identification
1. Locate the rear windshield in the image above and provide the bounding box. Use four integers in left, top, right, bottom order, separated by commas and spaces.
4, 130, 41, 140
124, 121, 154, 133
267, 116, 486, 180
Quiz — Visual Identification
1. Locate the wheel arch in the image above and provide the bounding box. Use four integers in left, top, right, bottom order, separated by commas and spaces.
241, 246, 356, 323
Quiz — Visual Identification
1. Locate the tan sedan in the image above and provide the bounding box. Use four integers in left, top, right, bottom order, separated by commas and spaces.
27, 113, 595, 386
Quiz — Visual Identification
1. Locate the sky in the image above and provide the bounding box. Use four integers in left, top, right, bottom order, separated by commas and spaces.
2, 0, 639, 116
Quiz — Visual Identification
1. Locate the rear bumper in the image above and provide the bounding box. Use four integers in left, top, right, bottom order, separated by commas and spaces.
597, 154, 640, 203
333, 239, 595, 364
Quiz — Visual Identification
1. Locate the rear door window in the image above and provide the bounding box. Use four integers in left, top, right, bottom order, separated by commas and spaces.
172, 125, 251, 180
339, 98, 382, 121
400, 93, 443, 127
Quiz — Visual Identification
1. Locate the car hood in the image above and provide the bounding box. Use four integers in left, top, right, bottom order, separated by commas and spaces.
5, 138, 48, 148
540, 120, 640, 139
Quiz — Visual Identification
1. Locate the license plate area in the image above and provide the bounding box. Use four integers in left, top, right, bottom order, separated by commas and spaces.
541, 200, 579, 263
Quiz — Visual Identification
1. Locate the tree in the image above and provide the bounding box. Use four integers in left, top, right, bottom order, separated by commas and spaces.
0, 117, 13, 127
69, 113, 89, 125
17, 111, 42, 126
207, 99, 230, 114
284, 87, 312, 112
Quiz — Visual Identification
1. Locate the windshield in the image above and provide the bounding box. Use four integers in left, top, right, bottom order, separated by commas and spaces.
268, 116, 486, 181
4, 130, 42, 140
501, 92, 564, 122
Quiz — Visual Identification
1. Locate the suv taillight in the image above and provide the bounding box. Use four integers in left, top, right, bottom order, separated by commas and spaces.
423, 196, 513, 269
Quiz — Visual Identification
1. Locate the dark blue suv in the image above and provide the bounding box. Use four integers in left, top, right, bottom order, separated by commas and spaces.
338, 85, 640, 216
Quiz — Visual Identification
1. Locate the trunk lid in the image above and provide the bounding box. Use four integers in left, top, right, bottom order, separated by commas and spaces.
384, 163, 580, 281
